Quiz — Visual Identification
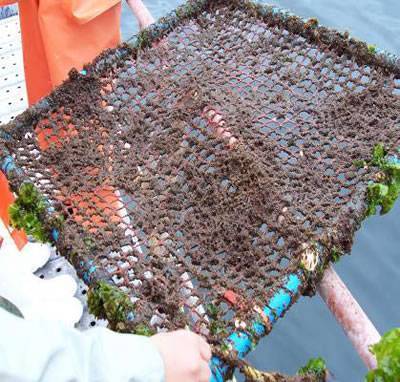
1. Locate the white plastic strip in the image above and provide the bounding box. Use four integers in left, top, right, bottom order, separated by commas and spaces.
0, 14, 28, 125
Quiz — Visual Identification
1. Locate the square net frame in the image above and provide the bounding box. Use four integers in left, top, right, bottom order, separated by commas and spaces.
1, 0, 400, 379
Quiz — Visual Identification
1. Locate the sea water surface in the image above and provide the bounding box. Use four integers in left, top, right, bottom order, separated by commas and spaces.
121, 2, 400, 380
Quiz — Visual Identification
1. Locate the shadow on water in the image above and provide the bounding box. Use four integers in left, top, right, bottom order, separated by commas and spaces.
121, 1, 400, 380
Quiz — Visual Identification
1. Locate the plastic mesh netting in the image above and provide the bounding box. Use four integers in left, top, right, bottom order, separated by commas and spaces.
1, 0, 400, 377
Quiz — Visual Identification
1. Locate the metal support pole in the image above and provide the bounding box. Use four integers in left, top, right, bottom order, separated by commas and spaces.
317, 265, 381, 370
126, 0, 155, 29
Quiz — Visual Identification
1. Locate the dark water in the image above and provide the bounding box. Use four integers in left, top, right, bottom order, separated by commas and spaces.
121, 2, 400, 380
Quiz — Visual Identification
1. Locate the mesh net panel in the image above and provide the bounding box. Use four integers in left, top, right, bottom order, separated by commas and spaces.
1, 0, 400, 372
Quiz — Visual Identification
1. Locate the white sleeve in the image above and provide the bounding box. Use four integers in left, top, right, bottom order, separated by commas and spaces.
0, 307, 165, 382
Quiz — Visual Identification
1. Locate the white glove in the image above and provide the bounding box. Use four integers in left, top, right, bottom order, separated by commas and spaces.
0, 219, 83, 326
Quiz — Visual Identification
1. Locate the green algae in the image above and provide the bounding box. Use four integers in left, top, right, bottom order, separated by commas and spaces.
87, 281, 135, 330
87, 281, 158, 336
353, 159, 367, 169
298, 357, 328, 381
8, 183, 50, 243
366, 328, 400, 382
206, 303, 219, 319
206, 303, 228, 336
368, 44, 377, 55
210, 319, 229, 336
133, 323, 156, 337
330, 246, 343, 263
365, 144, 400, 217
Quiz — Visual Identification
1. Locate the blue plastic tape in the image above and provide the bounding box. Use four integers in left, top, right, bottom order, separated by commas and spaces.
1, 155, 16, 174
210, 274, 302, 381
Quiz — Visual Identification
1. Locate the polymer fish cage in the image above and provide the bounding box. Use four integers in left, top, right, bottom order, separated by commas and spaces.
1, 1, 400, 380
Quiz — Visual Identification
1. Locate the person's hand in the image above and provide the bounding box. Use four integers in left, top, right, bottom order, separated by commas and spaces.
151, 329, 212, 382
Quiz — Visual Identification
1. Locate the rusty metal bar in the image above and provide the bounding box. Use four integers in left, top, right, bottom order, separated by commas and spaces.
318, 265, 381, 369
126, 0, 155, 29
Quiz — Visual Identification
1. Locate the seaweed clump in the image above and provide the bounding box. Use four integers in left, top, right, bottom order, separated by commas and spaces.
366, 144, 400, 217
298, 357, 328, 381
366, 328, 400, 382
8, 183, 50, 243
87, 280, 155, 336
88, 281, 135, 331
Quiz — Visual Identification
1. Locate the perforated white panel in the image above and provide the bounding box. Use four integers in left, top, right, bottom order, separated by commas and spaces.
0, 14, 28, 126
